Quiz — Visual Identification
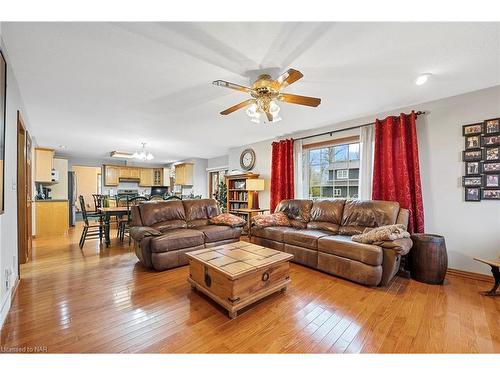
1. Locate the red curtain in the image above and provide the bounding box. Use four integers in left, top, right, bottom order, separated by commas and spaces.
270, 139, 295, 213
372, 111, 425, 233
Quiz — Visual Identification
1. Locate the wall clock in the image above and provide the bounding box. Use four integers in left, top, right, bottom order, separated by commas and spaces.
240, 148, 256, 171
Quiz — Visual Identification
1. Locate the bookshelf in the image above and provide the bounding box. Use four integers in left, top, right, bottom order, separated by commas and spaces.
225, 173, 260, 220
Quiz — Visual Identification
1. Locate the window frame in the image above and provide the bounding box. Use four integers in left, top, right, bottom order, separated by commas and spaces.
303, 136, 360, 200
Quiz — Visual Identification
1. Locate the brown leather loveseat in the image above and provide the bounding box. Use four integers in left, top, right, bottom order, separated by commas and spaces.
130, 199, 241, 271
251, 199, 412, 287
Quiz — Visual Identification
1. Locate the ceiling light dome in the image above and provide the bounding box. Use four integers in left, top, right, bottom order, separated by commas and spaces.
416, 73, 432, 86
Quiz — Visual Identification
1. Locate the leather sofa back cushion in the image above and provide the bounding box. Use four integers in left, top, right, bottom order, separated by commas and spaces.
183, 199, 220, 227
307, 199, 345, 233
275, 199, 313, 229
139, 201, 186, 227
339, 199, 400, 235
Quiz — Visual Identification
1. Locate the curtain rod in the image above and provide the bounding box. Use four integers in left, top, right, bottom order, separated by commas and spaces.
293, 111, 426, 142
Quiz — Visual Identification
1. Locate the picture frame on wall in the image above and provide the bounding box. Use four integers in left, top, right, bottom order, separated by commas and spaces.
464, 135, 481, 150
463, 149, 482, 161
483, 174, 500, 188
465, 161, 481, 176
462, 176, 482, 187
484, 118, 500, 135
465, 187, 481, 202
482, 189, 500, 200
0, 50, 6, 215
462, 123, 483, 136
483, 146, 500, 162
482, 134, 500, 147
483, 162, 500, 173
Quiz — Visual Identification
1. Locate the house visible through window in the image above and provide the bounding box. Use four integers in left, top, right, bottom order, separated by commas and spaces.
303, 138, 360, 199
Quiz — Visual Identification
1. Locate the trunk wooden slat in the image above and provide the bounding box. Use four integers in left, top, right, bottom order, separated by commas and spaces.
187, 241, 293, 318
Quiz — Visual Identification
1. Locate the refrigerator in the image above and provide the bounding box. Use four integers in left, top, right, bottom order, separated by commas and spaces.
68, 171, 77, 226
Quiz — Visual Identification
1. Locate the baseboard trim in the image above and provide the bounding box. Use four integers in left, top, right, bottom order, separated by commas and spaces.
447, 268, 493, 283
11, 278, 20, 302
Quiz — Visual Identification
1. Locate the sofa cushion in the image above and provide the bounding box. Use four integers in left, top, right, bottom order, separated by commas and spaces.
150, 228, 205, 253
138, 200, 186, 228
195, 225, 241, 243
318, 235, 383, 266
251, 226, 291, 242
183, 199, 220, 227
307, 199, 345, 233
252, 212, 290, 228
339, 200, 400, 235
275, 199, 313, 229
209, 213, 246, 228
283, 229, 331, 250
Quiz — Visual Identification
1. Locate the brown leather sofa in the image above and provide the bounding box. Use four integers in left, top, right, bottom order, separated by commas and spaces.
250, 199, 412, 287
130, 199, 241, 271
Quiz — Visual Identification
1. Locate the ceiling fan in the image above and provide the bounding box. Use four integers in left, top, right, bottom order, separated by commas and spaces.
212, 68, 321, 123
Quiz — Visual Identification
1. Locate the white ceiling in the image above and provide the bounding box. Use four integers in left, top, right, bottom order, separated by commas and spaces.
2, 22, 500, 162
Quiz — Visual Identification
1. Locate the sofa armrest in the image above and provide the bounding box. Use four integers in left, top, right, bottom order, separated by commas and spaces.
374, 238, 413, 255
130, 226, 162, 242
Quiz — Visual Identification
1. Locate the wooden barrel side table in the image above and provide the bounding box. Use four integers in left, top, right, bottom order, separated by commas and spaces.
409, 234, 448, 284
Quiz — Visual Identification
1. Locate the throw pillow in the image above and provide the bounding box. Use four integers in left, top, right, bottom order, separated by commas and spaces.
252, 212, 291, 228
209, 213, 246, 227
351, 224, 410, 244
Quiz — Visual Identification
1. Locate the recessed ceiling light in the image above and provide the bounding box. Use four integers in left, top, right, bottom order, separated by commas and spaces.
416, 73, 432, 86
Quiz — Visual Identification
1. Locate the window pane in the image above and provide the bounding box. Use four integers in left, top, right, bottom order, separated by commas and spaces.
309, 149, 320, 165
305, 142, 360, 200
333, 145, 348, 161
349, 143, 360, 161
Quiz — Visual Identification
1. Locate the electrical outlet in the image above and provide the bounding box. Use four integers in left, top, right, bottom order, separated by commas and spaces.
4, 269, 11, 291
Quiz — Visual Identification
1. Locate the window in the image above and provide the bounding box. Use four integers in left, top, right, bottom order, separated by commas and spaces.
303, 138, 360, 199
336, 169, 348, 179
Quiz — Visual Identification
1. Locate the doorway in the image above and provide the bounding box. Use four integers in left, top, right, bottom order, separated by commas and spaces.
17, 111, 32, 267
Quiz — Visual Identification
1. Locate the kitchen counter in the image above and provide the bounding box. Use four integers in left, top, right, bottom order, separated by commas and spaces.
35, 199, 69, 202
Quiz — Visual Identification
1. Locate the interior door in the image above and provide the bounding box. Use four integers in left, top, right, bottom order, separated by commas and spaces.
17, 111, 28, 265
26, 131, 33, 256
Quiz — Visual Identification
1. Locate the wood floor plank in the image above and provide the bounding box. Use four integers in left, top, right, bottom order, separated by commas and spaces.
1, 223, 498, 353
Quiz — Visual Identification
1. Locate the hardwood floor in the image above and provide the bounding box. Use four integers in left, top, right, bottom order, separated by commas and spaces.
1, 223, 499, 353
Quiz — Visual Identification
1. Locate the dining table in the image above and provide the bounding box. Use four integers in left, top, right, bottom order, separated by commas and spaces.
98, 206, 131, 247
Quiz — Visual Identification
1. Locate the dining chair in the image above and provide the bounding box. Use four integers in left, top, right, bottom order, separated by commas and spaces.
115, 195, 130, 241
149, 194, 164, 201
164, 195, 182, 201
78, 195, 105, 249
121, 196, 149, 244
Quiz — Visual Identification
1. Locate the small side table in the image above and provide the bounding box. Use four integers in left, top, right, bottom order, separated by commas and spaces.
410, 234, 448, 285
474, 258, 500, 296
233, 208, 268, 236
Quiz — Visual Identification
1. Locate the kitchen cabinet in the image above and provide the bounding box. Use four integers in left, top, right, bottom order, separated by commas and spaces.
119, 167, 130, 179
175, 163, 194, 185
104, 165, 120, 186
153, 168, 163, 186
35, 200, 69, 236
139, 168, 154, 186
35, 148, 55, 183
129, 168, 140, 179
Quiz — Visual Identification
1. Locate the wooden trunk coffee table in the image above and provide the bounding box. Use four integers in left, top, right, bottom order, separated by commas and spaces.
187, 241, 293, 318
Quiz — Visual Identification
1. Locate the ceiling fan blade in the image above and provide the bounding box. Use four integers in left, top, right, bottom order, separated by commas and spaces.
276, 69, 304, 88
265, 111, 273, 122
278, 93, 321, 107
213, 80, 253, 94
220, 99, 255, 115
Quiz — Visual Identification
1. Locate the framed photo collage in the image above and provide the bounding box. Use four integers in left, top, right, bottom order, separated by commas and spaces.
463, 117, 500, 201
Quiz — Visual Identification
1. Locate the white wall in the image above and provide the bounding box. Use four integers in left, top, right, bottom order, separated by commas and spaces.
227, 86, 500, 275
207, 155, 229, 170
0, 29, 32, 328
50, 158, 69, 199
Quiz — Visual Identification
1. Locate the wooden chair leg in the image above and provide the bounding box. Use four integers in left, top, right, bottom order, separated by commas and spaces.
79, 227, 88, 249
